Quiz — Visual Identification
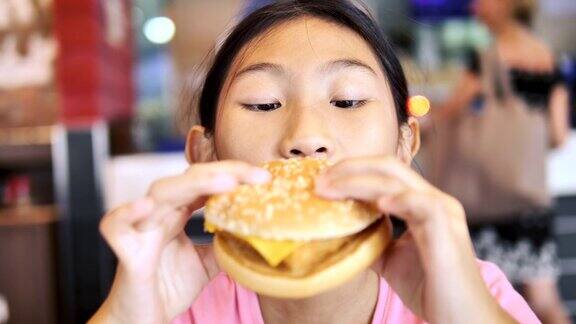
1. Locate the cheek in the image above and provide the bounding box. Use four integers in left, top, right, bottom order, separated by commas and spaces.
214, 107, 281, 163
335, 106, 399, 157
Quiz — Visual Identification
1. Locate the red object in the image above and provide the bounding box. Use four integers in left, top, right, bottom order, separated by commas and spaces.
3, 176, 31, 206
53, 0, 134, 125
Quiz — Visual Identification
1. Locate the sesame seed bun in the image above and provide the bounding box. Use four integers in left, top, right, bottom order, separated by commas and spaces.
204, 157, 382, 240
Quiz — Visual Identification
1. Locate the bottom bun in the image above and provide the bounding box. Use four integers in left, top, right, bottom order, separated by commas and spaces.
213, 218, 392, 299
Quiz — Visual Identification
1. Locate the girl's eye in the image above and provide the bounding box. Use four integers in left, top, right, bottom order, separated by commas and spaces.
241, 102, 282, 111
331, 100, 367, 109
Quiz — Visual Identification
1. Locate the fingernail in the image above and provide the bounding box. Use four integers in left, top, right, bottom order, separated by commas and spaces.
213, 174, 237, 188
250, 169, 271, 183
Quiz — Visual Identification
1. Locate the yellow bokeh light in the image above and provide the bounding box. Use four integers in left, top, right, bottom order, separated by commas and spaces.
408, 95, 430, 117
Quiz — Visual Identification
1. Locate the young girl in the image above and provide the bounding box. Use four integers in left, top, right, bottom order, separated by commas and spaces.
89, 1, 540, 323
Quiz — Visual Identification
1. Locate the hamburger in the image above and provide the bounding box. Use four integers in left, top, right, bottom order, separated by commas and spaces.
204, 157, 391, 298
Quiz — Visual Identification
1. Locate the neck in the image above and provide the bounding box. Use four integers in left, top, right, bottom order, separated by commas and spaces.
259, 269, 379, 324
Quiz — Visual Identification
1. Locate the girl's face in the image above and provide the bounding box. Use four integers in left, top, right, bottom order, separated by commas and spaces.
471, 0, 514, 28
207, 17, 415, 165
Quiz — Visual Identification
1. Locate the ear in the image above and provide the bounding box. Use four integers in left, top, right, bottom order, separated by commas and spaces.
396, 117, 421, 164
185, 125, 217, 164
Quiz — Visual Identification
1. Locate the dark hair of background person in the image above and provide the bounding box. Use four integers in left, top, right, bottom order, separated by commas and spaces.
514, 0, 536, 27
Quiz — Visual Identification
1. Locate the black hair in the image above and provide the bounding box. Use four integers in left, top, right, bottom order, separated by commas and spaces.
514, 5, 534, 27
189, 0, 409, 134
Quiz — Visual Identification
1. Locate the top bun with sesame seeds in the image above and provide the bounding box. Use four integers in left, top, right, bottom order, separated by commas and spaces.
204, 157, 381, 240
203, 158, 391, 299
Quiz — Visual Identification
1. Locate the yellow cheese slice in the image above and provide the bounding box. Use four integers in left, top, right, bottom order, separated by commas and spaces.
204, 221, 300, 267
243, 236, 300, 267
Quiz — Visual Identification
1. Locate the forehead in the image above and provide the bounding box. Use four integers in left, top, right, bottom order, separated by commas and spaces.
231, 16, 384, 77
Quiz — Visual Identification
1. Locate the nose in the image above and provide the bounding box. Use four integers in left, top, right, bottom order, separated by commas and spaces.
284, 138, 330, 158
280, 109, 334, 159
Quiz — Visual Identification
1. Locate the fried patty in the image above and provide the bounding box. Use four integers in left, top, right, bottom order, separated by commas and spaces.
217, 219, 382, 278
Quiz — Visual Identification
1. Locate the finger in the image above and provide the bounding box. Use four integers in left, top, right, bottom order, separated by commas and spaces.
319, 156, 429, 190
147, 161, 270, 209
157, 206, 192, 242
99, 198, 155, 245
376, 191, 464, 227
377, 191, 429, 225
133, 203, 180, 232
315, 174, 406, 202
140, 161, 270, 233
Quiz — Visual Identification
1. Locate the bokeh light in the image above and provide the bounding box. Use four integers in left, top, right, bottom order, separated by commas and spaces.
143, 16, 175, 45
408, 95, 430, 117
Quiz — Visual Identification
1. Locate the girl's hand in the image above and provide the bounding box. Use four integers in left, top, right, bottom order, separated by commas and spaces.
315, 156, 515, 324
89, 161, 270, 324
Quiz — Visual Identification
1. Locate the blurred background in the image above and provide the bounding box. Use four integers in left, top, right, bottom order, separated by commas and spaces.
0, 0, 574, 323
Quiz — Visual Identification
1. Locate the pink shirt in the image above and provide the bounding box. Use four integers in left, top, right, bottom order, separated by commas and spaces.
172, 261, 540, 323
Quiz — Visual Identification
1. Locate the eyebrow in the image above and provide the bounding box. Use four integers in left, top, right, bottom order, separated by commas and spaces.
235, 62, 284, 78
234, 58, 377, 79
321, 58, 377, 76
